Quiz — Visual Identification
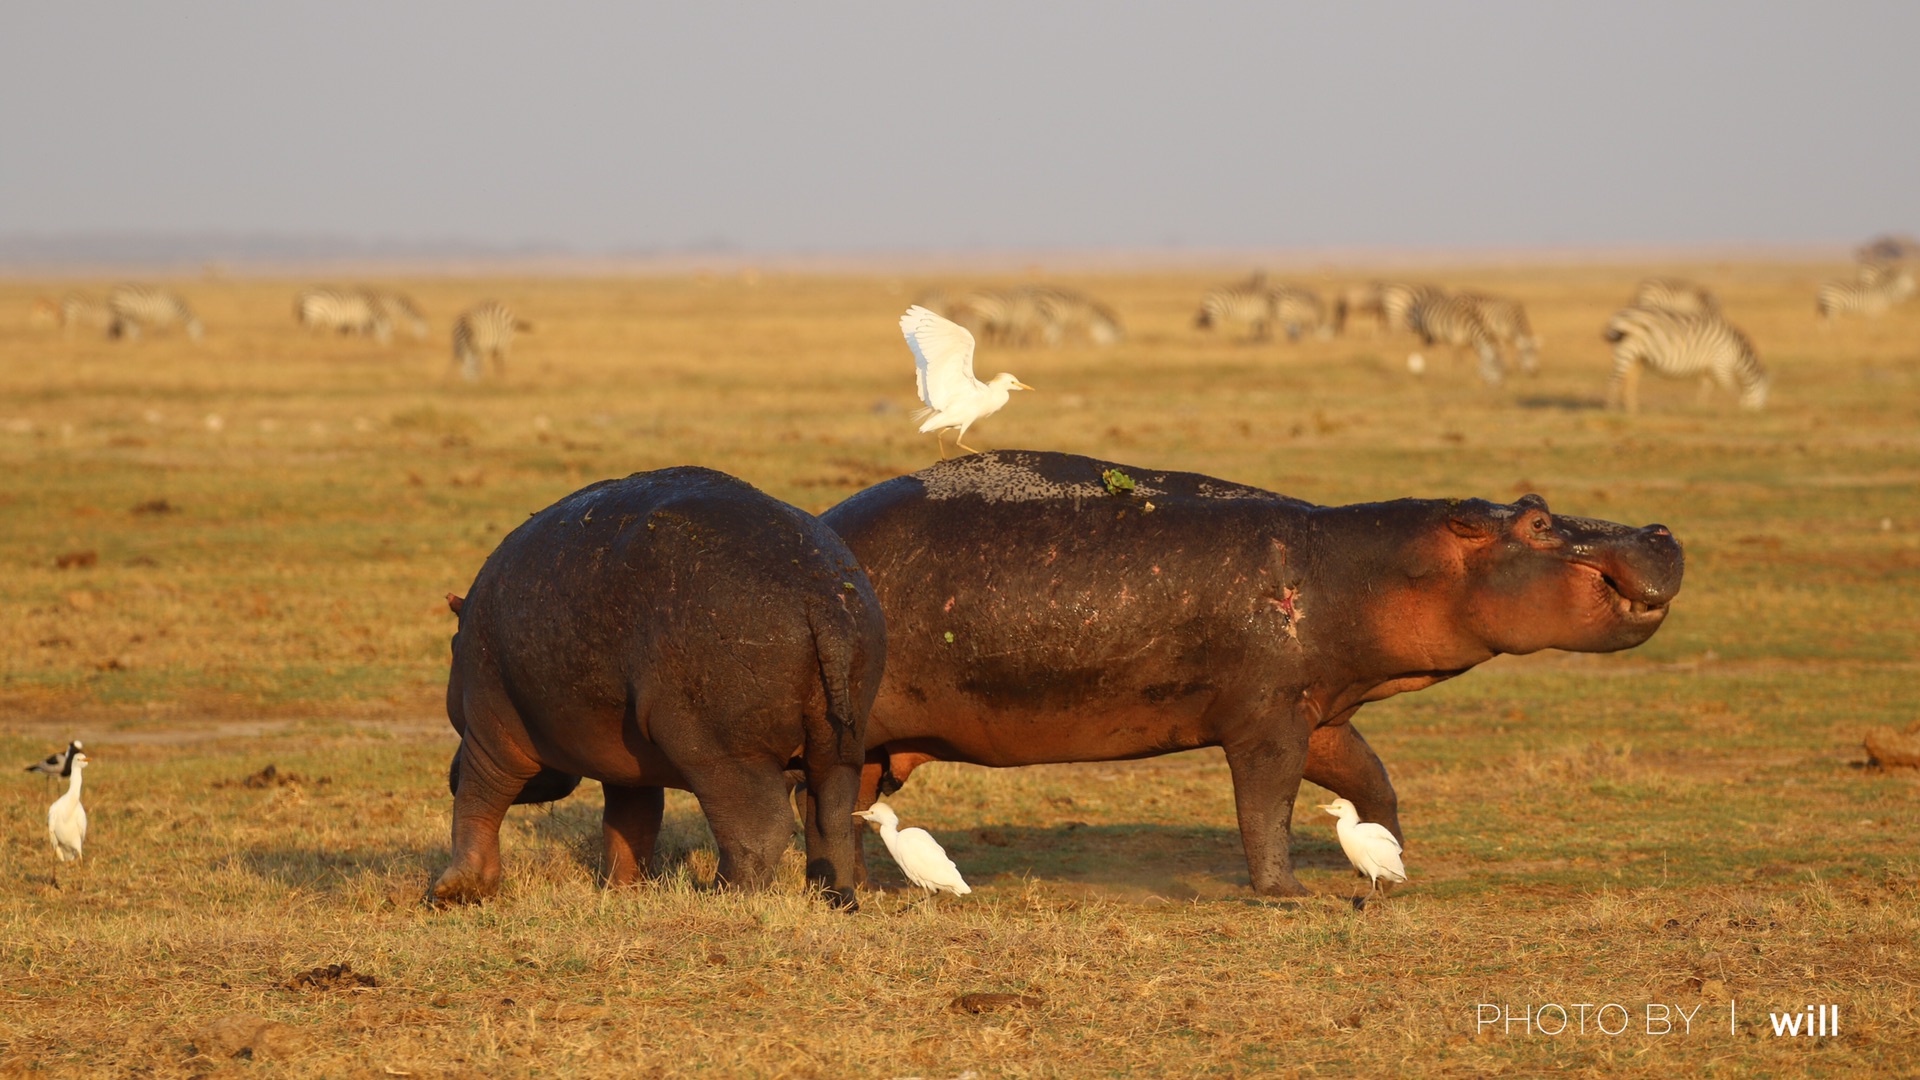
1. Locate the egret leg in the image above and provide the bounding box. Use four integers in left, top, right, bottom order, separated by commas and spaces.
936, 430, 950, 460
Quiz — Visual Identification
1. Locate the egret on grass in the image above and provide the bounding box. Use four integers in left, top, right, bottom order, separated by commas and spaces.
1319, 797, 1405, 899
853, 801, 971, 898
899, 305, 1033, 458
48, 751, 89, 862
26, 740, 82, 791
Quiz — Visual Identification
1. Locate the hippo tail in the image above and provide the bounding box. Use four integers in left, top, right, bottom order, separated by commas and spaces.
806, 598, 878, 765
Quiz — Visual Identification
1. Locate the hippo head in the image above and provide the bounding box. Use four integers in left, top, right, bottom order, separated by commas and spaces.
1436, 494, 1683, 656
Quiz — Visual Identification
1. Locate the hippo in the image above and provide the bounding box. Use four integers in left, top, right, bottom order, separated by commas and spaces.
819, 450, 1682, 897
433, 467, 886, 909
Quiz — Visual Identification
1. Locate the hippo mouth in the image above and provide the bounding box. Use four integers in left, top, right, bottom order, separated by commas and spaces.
1577, 559, 1671, 625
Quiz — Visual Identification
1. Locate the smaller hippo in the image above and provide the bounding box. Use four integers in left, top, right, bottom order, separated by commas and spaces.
434, 467, 886, 908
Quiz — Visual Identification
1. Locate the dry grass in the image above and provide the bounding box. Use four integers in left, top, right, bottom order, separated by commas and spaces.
1, 263, 1917, 1076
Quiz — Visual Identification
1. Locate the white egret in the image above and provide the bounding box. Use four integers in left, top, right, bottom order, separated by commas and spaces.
853, 801, 971, 897
899, 305, 1033, 458
48, 751, 89, 862
1319, 797, 1405, 898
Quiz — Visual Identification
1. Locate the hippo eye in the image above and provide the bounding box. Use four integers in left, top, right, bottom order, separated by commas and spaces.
1529, 515, 1552, 533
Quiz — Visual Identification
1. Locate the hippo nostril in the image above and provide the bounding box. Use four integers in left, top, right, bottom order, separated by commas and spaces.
1648, 525, 1671, 537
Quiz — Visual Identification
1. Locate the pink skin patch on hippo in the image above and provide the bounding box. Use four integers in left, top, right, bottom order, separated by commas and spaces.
1270, 585, 1306, 641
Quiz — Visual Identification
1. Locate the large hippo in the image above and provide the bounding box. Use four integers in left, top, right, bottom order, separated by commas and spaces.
434, 467, 886, 908
820, 450, 1682, 897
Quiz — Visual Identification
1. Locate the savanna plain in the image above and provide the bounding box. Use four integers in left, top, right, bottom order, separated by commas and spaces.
1, 263, 1916, 1077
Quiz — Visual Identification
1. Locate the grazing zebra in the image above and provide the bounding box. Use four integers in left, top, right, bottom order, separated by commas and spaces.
1603, 306, 1767, 412
1195, 275, 1279, 340
1026, 285, 1125, 345
365, 289, 429, 340
1816, 262, 1916, 320
1461, 293, 1539, 375
56, 293, 115, 337
937, 285, 1121, 346
451, 301, 531, 380
1194, 276, 1324, 342
295, 287, 391, 343
1406, 293, 1503, 384
1331, 283, 1385, 335
1631, 277, 1719, 317
106, 285, 203, 341
1376, 282, 1447, 335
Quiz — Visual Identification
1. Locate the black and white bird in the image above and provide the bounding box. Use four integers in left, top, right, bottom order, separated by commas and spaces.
853, 801, 972, 898
26, 740, 82, 789
49, 750, 90, 862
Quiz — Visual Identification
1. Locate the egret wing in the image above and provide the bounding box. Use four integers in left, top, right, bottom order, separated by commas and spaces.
1350, 821, 1402, 853
900, 306, 979, 411
893, 826, 972, 894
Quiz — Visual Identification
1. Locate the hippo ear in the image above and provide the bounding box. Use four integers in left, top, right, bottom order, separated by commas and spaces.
1447, 516, 1492, 540
446, 593, 465, 615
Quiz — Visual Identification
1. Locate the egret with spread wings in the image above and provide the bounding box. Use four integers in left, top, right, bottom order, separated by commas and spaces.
899, 305, 1033, 457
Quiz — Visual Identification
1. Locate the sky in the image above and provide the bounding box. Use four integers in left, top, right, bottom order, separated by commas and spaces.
1, 2, 1914, 256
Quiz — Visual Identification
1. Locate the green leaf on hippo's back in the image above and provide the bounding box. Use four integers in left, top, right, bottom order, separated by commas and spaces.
943, 631, 955, 643
843, 581, 856, 590
1101, 469, 1136, 496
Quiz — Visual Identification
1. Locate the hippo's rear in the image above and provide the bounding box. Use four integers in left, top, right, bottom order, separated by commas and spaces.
435, 467, 886, 909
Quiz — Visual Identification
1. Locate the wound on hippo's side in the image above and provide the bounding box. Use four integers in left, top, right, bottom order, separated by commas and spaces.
1272, 584, 1306, 641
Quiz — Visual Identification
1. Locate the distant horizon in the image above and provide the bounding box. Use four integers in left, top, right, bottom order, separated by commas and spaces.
0, 228, 1884, 279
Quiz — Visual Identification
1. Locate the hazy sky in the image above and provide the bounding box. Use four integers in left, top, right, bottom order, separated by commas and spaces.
2, 3, 1913, 253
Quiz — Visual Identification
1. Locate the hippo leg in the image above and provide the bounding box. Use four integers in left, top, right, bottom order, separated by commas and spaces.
431, 730, 543, 904
685, 759, 798, 892
799, 756, 863, 910
1304, 722, 1402, 846
1223, 729, 1313, 897
602, 784, 665, 887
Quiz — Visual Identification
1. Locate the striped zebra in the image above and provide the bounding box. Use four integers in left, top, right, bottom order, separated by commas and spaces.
938, 285, 1121, 346
296, 287, 391, 343
1376, 282, 1447, 335
1461, 293, 1539, 375
106, 285, 203, 341
1603, 306, 1767, 412
451, 301, 531, 380
1816, 262, 1916, 320
1631, 277, 1719, 317
1331, 283, 1385, 335
1195, 275, 1278, 340
365, 289, 429, 340
1194, 276, 1325, 341
1406, 292, 1503, 384
1026, 285, 1125, 345
57, 293, 116, 337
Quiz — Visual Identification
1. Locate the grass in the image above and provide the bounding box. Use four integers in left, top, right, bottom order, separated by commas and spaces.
1, 263, 1917, 1076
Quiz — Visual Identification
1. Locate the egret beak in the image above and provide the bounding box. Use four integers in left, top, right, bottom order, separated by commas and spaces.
1315, 803, 1335, 813
1013, 381, 1035, 391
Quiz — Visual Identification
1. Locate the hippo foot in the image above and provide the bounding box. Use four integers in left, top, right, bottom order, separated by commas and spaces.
1252, 877, 1312, 899
428, 866, 500, 906
820, 885, 860, 912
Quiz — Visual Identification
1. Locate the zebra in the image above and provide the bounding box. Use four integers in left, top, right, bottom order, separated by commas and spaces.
1405, 292, 1503, 384
1816, 262, 1916, 320
937, 285, 1121, 346
1461, 292, 1539, 375
56, 293, 116, 337
1330, 283, 1385, 336
106, 285, 203, 341
1603, 306, 1767, 412
295, 287, 392, 343
1025, 285, 1125, 345
451, 301, 531, 380
1194, 276, 1324, 342
365, 289, 429, 340
1631, 277, 1719, 317
1376, 282, 1447, 335
1195, 275, 1278, 340
1856, 234, 1920, 264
